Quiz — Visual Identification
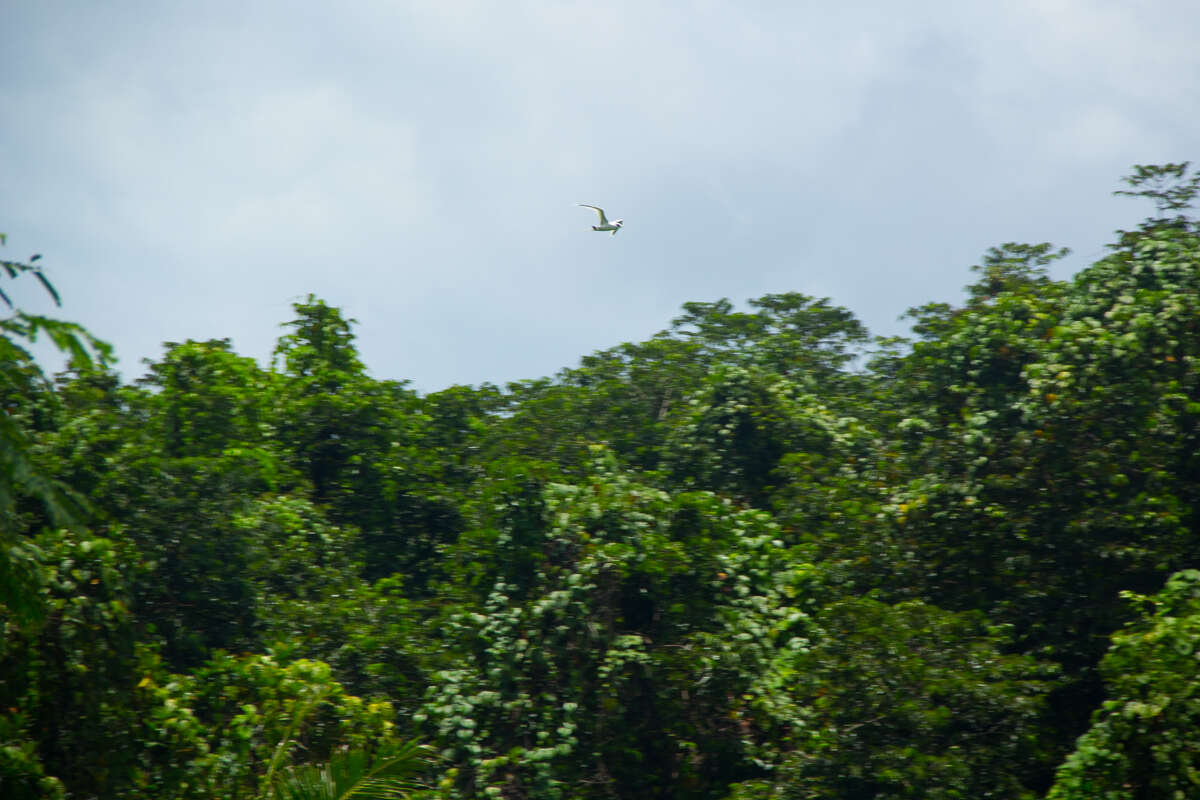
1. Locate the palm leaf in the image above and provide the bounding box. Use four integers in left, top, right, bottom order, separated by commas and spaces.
33, 269, 60, 306
269, 741, 429, 800
0, 392, 89, 530
16, 313, 111, 369
0, 250, 61, 307
261, 687, 333, 794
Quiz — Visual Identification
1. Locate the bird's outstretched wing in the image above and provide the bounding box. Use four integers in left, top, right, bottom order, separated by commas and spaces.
578, 204, 609, 226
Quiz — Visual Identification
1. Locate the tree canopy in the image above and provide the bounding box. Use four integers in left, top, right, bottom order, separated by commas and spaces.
4, 163, 1200, 799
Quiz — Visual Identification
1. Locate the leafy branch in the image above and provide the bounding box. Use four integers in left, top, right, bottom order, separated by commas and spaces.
1114, 161, 1200, 217
267, 739, 430, 800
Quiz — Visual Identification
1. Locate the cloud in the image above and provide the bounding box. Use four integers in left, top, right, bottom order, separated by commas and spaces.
2, 1, 1198, 390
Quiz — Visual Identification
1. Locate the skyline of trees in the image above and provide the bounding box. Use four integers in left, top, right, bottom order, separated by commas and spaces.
4, 164, 1200, 799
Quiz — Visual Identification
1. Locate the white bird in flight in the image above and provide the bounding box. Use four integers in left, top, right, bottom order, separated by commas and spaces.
578, 204, 624, 236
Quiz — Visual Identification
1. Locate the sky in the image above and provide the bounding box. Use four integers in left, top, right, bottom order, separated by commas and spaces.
3, 1, 1199, 392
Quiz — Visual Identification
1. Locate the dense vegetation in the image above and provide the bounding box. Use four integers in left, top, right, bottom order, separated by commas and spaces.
4, 164, 1200, 799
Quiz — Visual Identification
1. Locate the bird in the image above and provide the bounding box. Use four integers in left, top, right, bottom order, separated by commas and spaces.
578, 204, 623, 236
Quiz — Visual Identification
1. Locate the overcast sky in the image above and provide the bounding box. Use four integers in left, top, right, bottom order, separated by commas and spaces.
3, 1, 1199, 392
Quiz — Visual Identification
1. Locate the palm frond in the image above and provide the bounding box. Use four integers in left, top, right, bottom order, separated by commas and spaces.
268, 741, 430, 800
271, 763, 336, 800
0, 410, 90, 529
33, 269, 60, 306
334, 740, 429, 799
0, 249, 61, 307
15, 313, 111, 369
262, 687, 333, 793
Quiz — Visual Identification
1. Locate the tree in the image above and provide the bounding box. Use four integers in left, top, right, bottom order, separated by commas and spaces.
668, 294, 868, 385
10, 165, 1200, 799
94, 444, 283, 666
272, 296, 461, 588
272, 295, 377, 503
150, 649, 401, 799
489, 294, 869, 478
753, 599, 1053, 800
1, 530, 145, 799
1, 235, 109, 621
137, 338, 277, 459
1112, 161, 1200, 219
661, 365, 860, 508
421, 449, 817, 800
1047, 570, 1200, 799
870, 173, 1200, 782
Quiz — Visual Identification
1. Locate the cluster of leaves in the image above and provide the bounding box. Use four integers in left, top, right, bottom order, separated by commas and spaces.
4, 163, 1200, 799
1046, 569, 1200, 799
1, 236, 109, 614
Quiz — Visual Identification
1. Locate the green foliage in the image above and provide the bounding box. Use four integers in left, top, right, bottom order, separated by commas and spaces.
766, 599, 1054, 799
272, 296, 373, 503
1113, 161, 1200, 218
420, 450, 817, 799
235, 496, 433, 707
1, 530, 145, 798
268, 739, 430, 800
8, 166, 1200, 798
667, 294, 868, 389
884, 217, 1200, 680
239, 495, 360, 611
128, 649, 401, 799
138, 338, 277, 458
99, 448, 281, 666
1047, 570, 1200, 799
419, 383, 504, 490
272, 295, 461, 588
490, 293, 867, 476
0, 712, 66, 800
662, 365, 861, 507
1, 235, 109, 623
